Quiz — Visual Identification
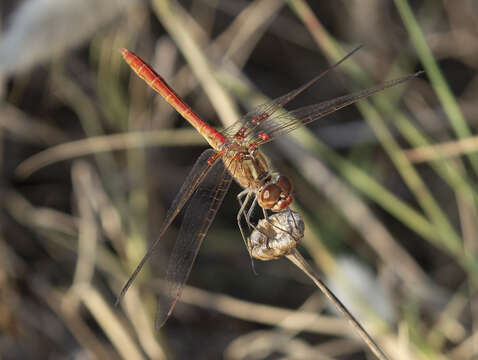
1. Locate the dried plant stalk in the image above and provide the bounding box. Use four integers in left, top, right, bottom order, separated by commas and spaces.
286, 250, 389, 360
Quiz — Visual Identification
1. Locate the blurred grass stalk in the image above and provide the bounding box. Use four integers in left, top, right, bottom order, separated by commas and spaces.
393, 0, 478, 174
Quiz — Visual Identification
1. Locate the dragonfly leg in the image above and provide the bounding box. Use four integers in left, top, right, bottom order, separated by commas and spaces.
245, 199, 278, 251
236, 191, 253, 252
257, 206, 275, 249
236, 191, 258, 274
245, 194, 273, 238
244, 196, 264, 241
237, 189, 253, 230
245, 196, 258, 229
287, 207, 300, 232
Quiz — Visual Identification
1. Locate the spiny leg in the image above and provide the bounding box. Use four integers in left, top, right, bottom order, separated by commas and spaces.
244, 195, 273, 248
244, 198, 280, 251
236, 190, 257, 275
245, 196, 258, 229
237, 189, 253, 230
259, 206, 275, 249
244, 196, 265, 245
236, 191, 253, 250
287, 207, 300, 233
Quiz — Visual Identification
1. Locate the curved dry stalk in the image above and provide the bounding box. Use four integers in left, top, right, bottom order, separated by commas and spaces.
176, 283, 348, 335
286, 249, 389, 360
15, 128, 203, 179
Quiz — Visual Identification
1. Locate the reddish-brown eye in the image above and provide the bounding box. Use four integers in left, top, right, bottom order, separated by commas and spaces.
276, 176, 292, 194
258, 184, 281, 209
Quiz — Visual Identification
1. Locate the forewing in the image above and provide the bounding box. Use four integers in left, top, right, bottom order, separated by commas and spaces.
247, 71, 423, 145
222, 46, 363, 141
156, 157, 233, 328
117, 149, 218, 304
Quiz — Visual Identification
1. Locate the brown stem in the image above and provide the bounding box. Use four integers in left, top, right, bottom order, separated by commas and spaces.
286, 249, 389, 360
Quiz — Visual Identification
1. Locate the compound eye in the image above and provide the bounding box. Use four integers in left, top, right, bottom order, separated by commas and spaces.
258, 184, 281, 209
276, 176, 292, 194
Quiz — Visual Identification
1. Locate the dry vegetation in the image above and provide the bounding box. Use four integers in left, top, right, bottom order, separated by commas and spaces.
1, 0, 478, 359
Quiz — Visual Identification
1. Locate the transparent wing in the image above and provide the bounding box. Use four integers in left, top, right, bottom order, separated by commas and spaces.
246, 71, 423, 146
222, 45, 363, 140
156, 157, 233, 328
117, 149, 218, 304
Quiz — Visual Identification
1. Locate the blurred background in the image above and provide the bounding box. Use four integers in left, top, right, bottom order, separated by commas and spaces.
0, 0, 477, 359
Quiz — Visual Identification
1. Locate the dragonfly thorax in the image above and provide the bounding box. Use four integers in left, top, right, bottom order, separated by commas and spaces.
221, 145, 271, 190
220, 143, 294, 211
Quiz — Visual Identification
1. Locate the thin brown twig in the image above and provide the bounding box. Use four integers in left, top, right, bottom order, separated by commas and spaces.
15, 128, 204, 179
286, 249, 390, 360
0, 104, 69, 145
175, 283, 349, 335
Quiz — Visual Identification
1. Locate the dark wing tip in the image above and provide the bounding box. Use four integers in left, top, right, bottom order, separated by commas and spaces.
352, 44, 364, 53
114, 280, 131, 307
155, 296, 179, 329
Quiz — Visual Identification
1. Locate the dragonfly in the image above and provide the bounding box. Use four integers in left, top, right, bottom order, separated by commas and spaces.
118, 45, 422, 328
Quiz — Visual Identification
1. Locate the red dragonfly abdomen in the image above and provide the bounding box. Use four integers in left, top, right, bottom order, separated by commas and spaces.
121, 48, 227, 150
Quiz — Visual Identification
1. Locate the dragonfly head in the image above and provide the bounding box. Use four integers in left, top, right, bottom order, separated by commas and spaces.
258, 175, 293, 212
